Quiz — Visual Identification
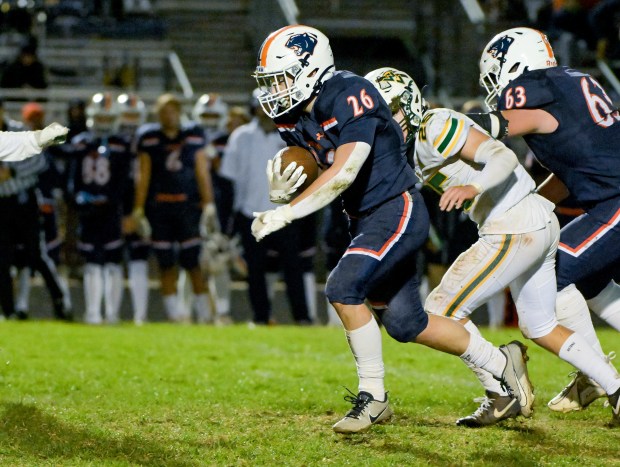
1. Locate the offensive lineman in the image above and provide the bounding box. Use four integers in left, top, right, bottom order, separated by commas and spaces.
475, 27, 620, 413
252, 24, 534, 433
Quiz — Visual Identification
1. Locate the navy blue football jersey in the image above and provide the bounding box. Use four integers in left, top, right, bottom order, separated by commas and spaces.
498, 66, 620, 204
69, 132, 131, 204
275, 71, 416, 215
136, 123, 206, 204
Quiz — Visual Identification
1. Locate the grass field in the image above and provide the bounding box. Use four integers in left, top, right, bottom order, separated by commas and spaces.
0, 322, 618, 466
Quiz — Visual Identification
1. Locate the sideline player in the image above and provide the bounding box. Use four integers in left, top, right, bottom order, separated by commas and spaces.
365, 66, 620, 427
68, 93, 130, 324
476, 27, 620, 413
132, 93, 217, 323
116, 92, 151, 325
251, 24, 535, 433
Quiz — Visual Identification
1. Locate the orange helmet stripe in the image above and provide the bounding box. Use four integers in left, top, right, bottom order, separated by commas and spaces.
259, 24, 298, 67
535, 28, 554, 58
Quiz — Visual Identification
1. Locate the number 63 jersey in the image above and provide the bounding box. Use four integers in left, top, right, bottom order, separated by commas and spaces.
414, 108, 554, 234
497, 66, 620, 205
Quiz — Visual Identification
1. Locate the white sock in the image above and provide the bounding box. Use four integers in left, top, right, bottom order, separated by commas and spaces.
303, 272, 317, 322
212, 272, 230, 316
163, 294, 179, 321
103, 263, 123, 324
461, 321, 507, 395
193, 293, 212, 323
486, 290, 506, 330
59, 275, 72, 310
266, 272, 278, 302
460, 331, 506, 380
556, 284, 605, 357
128, 260, 149, 323
345, 317, 385, 400
176, 271, 192, 321
83, 263, 103, 324
587, 280, 620, 332
559, 332, 620, 395
15, 267, 31, 312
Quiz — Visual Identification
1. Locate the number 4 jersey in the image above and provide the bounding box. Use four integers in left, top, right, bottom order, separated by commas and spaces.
497, 66, 620, 205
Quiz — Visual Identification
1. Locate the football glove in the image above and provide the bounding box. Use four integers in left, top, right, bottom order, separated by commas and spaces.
34, 122, 69, 148
251, 204, 294, 241
267, 154, 307, 204
131, 207, 152, 239
200, 202, 220, 238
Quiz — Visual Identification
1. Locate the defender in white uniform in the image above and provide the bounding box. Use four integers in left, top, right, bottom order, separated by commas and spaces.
365, 67, 620, 427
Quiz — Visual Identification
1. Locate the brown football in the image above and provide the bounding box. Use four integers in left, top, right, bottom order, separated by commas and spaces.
278, 146, 319, 196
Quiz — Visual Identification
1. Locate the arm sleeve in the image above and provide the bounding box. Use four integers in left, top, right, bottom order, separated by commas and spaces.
290, 142, 370, 219
470, 138, 519, 193
0, 131, 42, 162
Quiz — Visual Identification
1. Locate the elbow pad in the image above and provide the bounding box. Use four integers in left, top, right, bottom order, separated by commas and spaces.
470, 138, 519, 193
467, 111, 509, 139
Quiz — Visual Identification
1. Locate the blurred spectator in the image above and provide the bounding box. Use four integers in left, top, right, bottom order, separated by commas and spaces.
589, 0, 620, 59
549, 0, 600, 49
193, 95, 249, 325
0, 39, 47, 89
220, 91, 311, 326
482, 0, 530, 23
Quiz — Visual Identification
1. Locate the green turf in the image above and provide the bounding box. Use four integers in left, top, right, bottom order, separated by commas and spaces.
0, 322, 618, 466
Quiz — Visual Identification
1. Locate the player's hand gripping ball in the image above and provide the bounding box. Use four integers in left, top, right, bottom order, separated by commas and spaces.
267, 146, 318, 203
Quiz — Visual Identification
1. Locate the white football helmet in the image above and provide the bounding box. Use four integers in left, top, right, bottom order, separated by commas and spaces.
364, 67, 426, 143
86, 92, 118, 134
479, 27, 557, 110
116, 92, 146, 133
192, 93, 229, 131
254, 25, 335, 118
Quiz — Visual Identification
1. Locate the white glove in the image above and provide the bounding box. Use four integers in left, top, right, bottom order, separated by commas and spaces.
132, 207, 152, 239
251, 205, 294, 241
267, 154, 307, 204
34, 122, 69, 148
200, 202, 220, 237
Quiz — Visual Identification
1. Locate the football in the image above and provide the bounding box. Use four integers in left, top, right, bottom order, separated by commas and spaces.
278, 146, 319, 195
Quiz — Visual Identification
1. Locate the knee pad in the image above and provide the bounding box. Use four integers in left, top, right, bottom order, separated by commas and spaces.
587, 280, 620, 324
325, 266, 366, 305
179, 244, 200, 270
380, 303, 428, 343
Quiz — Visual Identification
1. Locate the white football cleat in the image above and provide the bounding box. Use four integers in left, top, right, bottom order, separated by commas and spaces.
498, 340, 535, 418
547, 352, 616, 413
332, 390, 393, 433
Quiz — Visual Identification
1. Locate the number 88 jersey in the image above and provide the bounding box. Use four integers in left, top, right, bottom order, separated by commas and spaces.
497, 66, 620, 205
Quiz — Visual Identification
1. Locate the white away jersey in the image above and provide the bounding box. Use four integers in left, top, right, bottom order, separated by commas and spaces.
414, 108, 554, 234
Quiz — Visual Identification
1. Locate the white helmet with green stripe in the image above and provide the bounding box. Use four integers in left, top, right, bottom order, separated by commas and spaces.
364, 67, 426, 143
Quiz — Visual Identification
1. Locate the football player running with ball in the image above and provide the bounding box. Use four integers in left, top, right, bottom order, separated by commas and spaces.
252, 24, 536, 434
365, 66, 620, 427
475, 27, 620, 416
